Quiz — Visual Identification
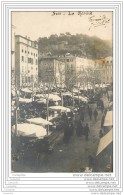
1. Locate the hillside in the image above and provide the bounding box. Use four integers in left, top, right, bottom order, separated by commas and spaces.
38, 33, 112, 59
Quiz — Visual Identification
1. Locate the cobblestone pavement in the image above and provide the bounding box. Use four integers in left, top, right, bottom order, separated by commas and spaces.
12, 95, 109, 173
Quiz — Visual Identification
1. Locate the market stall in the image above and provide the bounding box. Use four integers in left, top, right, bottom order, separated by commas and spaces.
49, 106, 71, 112
26, 117, 52, 126
12, 123, 51, 138
19, 97, 32, 103
73, 95, 88, 103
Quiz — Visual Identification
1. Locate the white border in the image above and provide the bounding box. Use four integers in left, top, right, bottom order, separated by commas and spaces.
0, 0, 123, 194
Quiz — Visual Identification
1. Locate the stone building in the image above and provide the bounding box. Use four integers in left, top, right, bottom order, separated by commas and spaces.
38, 57, 65, 88
96, 56, 113, 84
15, 35, 38, 88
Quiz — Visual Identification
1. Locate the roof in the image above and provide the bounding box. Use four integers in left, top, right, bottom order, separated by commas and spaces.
96, 129, 113, 156
15, 35, 38, 43
104, 111, 113, 126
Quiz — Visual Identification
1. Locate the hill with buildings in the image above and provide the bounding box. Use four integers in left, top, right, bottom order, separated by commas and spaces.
38, 33, 112, 59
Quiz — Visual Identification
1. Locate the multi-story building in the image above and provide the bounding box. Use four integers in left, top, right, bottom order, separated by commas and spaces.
38, 57, 65, 88
15, 35, 38, 88
58, 55, 95, 87
96, 56, 113, 84
12, 25, 16, 71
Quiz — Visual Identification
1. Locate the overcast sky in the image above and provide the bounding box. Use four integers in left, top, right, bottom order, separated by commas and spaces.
12, 11, 112, 41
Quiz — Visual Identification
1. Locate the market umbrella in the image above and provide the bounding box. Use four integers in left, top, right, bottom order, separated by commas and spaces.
26, 117, 52, 126
19, 97, 32, 103
12, 123, 51, 138
21, 88, 33, 93
49, 106, 71, 112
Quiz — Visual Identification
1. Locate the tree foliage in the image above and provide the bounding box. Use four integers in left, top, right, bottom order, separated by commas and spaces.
38, 33, 112, 59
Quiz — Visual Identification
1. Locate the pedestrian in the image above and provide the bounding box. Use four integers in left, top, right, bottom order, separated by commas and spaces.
88, 155, 94, 168
88, 107, 92, 120
99, 128, 104, 138
76, 121, 83, 137
80, 110, 84, 122
63, 121, 70, 144
101, 113, 105, 128
93, 108, 98, 121
84, 123, 90, 140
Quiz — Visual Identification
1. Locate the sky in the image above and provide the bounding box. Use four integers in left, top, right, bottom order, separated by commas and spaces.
12, 11, 112, 41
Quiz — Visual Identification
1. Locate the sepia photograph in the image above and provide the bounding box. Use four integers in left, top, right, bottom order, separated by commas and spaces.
11, 11, 113, 173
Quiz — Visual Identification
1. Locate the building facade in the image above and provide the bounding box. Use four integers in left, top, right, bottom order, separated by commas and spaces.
11, 25, 16, 95
15, 35, 38, 88
96, 56, 113, 84
38, 57, 65, 88
58, 55, 95, 87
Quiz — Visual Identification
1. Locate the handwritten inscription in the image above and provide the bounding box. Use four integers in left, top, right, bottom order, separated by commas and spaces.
89, 15, 110, 29
52, 11, 92, 16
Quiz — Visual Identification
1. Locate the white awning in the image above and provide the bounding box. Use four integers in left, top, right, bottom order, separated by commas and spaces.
12, 123, 51, 138
63, 92, 72, 97
35, 94, 61, 101
19, 98, 32, 103
104, 111, 113, 126
21, 88, 33, 93
49, 106, 71, 112
26, 118, 52, 126
96, 129, 113, 156
73, 96, 88, 102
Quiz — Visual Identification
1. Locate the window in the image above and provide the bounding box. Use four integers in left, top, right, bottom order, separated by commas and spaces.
28, 58, 31, 63
22, 77, 25, 83
25, 50, 27, 53
22, 66, 24, 72
28, 51, 29, 54
22, 49, 23, 52
28, 58, 33, 64
67, 59, 69, 62
28, 70, 30, 73
31, 75, 33, 80
28, 77, 30, 82
21, 56, 24, 62
31, 59, 33, 64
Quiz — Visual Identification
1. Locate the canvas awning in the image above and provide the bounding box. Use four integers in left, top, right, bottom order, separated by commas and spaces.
12, 123, 51, 138
19, 98, 32, 103
26, 117, 52, 126
21, 88, 33, 93
73, 96, 88, 102
96, 129, 113, 156
104, 111, 113, 126
63, 92, 72, 97
49, 106, 71, 112
35, 94, 61, 101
